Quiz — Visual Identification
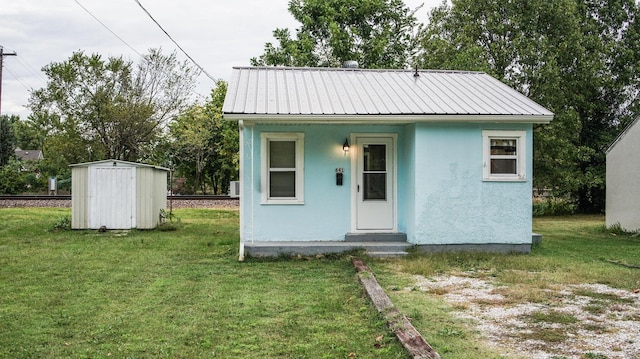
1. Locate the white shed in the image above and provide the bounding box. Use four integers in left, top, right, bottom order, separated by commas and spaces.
70, 160, 169, 230
606, 116, 640, 232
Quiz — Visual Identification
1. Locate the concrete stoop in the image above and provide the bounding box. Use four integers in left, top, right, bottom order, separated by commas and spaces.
244, 233, 411, 258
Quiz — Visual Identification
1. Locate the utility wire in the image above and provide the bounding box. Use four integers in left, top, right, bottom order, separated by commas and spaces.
13, 52, 46, 83
4, 67, 32, 92
133, 0, 217, 82
73, 0, 144, 59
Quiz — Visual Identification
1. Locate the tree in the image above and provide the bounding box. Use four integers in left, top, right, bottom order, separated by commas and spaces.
168, 81, 238, 194
203, 81, 238, 194
251, 0, 421, 68
419, 0, 640, 213
0, 114, 18, 167
0, 157, 27, 194
28, 49, 199, 165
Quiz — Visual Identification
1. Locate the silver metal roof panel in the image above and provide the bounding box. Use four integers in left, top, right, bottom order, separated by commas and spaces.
222, 67, 554, 122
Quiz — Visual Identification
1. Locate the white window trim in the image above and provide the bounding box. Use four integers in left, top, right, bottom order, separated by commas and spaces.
482, 130, 526, 182
261, 132, 304, 204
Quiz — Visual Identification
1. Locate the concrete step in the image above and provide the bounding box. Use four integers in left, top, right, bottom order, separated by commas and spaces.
366, 251, 409, 258
357, 241, 412, 253
360, 240, 411, 258
345, 233, 407, 242
244, 240, 411, 257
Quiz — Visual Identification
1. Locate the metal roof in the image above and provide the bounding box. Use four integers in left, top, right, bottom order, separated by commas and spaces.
69, 159, 169, 171
222, 66, 554, 123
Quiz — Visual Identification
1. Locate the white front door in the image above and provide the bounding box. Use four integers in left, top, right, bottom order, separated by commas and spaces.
352, 135, 396, 232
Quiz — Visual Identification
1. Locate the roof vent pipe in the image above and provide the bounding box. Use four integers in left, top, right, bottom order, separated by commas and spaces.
342, 60, 359, 68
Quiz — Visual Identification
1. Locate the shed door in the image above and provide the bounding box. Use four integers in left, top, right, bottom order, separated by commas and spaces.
353, 136, 396, 232
89, 167, 136, 229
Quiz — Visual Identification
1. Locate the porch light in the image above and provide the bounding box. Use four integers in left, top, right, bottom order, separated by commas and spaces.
343, 138, 350, 152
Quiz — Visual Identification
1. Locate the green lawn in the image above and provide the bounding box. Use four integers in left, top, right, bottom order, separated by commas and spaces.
1, 209, 639, 358
0, 208, 407, 358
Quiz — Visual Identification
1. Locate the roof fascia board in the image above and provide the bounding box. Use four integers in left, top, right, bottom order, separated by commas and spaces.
223, 113, 554, 124
69, 159, 169, 171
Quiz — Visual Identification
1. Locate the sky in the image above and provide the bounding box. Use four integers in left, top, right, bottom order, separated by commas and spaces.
1, 0, 440, 120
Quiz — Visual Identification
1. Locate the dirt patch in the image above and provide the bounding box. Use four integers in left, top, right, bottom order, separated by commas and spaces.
410, 273, 640, 359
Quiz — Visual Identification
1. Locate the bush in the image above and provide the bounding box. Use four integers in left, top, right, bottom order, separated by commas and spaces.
0, 158, 28, 194
50, 215, 71, 231
533, 197, 576, 216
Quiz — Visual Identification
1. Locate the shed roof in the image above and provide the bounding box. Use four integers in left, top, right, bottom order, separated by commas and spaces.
222, 66, 554, 123
69, 159, 169, 171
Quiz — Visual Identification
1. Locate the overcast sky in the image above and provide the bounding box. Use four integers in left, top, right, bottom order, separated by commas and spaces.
1, 0, 439, 120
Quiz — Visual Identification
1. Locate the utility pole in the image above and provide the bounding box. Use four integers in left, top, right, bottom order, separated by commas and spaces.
0, 46, 18, 117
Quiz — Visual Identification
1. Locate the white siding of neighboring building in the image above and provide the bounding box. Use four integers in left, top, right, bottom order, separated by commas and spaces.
607, 118, 640, 231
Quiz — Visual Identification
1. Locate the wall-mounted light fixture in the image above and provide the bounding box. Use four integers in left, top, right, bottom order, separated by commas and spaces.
343, 138, 350, 153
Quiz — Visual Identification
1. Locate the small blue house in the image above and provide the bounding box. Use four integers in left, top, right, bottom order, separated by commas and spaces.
222, 66, 553, 259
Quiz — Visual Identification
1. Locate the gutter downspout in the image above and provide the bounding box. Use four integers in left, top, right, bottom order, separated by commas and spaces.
250, 123, 255, 248
238, 120, 245, 261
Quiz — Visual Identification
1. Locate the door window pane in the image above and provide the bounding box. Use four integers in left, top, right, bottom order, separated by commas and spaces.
363, 173, 386, 200
364, 144, 386, 171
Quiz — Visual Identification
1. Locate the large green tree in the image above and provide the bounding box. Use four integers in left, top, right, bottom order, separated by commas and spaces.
168, 81, 238, 194
0, 115, 18, 167
27, 49, 199, 165
420, 0, 640, 213
252, 0, 421, 68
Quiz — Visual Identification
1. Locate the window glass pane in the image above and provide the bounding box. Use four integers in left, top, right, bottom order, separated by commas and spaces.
490, 139, 517, 155
270, 171, 296, 197
491, 159, 517, 174
270, 141, 295, 168
363, 173, 386, 200
364, 144, 386, 171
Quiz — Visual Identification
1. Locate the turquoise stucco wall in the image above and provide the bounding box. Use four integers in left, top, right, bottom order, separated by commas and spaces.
241, 123, 407, 242
408, 122, 533, 245
240, 122, 533, 244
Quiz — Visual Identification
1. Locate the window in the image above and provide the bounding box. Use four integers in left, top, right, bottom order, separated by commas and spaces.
261, 133, 304, 204
482, 130, 526, 181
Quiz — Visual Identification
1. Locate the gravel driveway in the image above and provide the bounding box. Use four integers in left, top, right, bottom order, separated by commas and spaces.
411, 273, 640, 359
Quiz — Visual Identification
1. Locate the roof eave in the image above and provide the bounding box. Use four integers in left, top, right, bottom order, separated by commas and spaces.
223, 113, 554, 124
69, 159, 170, 171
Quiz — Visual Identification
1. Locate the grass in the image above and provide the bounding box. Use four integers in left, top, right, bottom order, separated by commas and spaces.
0, 208, 407, 358
2, 210, 639, 359
371, 214, 640, 358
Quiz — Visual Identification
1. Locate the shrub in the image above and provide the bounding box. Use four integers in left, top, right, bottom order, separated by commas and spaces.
533, 196, 576, 216
50, 215, 71, 231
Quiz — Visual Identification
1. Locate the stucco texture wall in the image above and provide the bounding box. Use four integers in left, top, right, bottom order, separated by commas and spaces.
240, 123, 407, 242
408, 123, 533, 245
239, 122, 533, 244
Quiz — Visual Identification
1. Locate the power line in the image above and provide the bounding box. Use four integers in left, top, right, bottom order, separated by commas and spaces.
4, 67, 32, 92
73, 0, 144, 59
12, 51, 46, 83
133, 0, 217, 82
